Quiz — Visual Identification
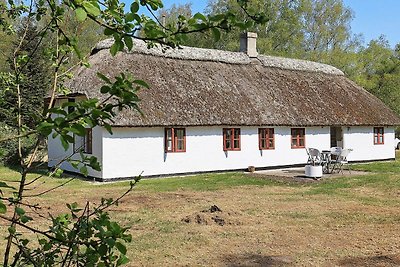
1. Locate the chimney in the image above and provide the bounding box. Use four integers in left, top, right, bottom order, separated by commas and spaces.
240, 32, 258, 58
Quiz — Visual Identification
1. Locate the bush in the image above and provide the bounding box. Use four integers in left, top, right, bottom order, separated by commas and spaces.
0, 122, 36, 166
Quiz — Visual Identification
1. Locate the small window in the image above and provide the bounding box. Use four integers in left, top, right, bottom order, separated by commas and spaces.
291, 128, 305, 149
223, 128, 241, 151
165, 128, 186, 152
68, 98, 75, 114
73, 128, 92, 154
374, 127, 384, 145
259, 128, 274, 150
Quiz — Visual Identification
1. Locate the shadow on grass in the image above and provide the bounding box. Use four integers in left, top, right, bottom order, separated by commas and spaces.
5, 161, 49, 176
222, 253, 293, 266
337, 254, 400, 266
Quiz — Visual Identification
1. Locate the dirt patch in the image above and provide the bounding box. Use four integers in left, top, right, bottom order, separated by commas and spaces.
182, 205, 239, 226
249, 172, 319, 184
223, 253, 294, 266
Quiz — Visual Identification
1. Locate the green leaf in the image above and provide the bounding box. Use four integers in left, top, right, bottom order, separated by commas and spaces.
133, 79, 149, 88
97, 72, 111, 84
124, 36, 133, 51
83, 1, 100, 16
115, 242, 127, 254
193, 12, 207, 22
16, 207, 25, 216
98, 244, 108, 255
125, 12, 135, 22
104, 27, 114, 36
75, 7, 87, 21
80, 165, 88, 176
124, 234, 132, 242
117, 255, 130, 265
8, 226, 15, 235
59, 135, 69, 151
21, 215, 32, 224
54, 168, 64, 177
211, 28, 221, 42
130, 2, 139, 13
104, 124, 112, 134
110, 42, 119, 56
70, 124, 86, 136
37, 121, 54, 136
21, 239, 29, 246
100, 86, 110, 94
0, 201, 6, 214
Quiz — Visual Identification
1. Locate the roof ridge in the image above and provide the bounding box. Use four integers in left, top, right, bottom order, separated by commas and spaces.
93, 38, 344, 76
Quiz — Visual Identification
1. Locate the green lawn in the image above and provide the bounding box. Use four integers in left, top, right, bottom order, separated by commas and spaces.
1, 154, 400, 266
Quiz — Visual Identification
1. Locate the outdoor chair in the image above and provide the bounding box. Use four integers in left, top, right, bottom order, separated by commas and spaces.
331, 148, 351, 174
306, 148, 322, 166
330, 146, 342, 155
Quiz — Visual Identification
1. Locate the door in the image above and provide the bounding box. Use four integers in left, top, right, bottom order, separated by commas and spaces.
330, 127, 343, 148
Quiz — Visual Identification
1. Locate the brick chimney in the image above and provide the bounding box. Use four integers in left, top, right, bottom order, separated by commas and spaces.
240, 32, 258, 58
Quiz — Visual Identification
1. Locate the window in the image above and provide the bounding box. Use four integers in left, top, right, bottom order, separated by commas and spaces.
223, 128, 241, 151
84, 128, 93, 154
374, 127, 384, 145
259, 128, 275, 150
74, 128, 92, 154
291, 128, 305, 148
68, 98, 75, 114
165, 128, 186, 152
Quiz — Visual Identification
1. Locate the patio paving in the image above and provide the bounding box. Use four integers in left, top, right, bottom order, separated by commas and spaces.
250, 166, 370, 183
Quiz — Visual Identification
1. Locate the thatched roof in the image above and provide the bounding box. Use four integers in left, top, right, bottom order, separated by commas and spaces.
67, 39, 400, 127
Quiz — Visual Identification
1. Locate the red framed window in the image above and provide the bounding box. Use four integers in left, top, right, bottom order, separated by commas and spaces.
259, 128, 274, 150
291, 128, 305, 149
73, 128, 92, 154
165, 128, 186, 152
84, 128, 93, 154
373, 127, 384, 145
223, 128, 241, 151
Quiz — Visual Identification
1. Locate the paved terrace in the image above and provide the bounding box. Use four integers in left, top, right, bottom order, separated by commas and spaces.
250, 167, 370, 183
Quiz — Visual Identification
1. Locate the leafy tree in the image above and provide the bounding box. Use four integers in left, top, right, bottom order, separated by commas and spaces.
205, 0, 306, 55
0, 0, 15, 72
0, 19, 50, 129
0, 0, 266, 265
352, 37, 400, 116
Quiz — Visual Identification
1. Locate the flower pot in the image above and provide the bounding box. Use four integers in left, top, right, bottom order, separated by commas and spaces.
248, 166, 256, 172
305, 165, 322, 178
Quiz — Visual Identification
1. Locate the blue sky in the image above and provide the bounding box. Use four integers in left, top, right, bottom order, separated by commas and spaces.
157, 0, 399, 48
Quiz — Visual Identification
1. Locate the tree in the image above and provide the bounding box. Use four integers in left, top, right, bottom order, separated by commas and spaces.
203, 0, 361, 60
0, 0, 266, 265
352, 37, 400, 116
0, 19, 50, 129
0, 0, 15, 72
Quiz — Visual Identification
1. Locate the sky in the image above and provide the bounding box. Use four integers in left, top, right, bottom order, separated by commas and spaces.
158, 0, 400, 48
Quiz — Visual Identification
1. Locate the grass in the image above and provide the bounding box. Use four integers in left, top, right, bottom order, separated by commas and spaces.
1, 155, 400, 265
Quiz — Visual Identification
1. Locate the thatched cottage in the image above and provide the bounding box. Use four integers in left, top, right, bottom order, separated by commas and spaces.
48, 33, 400, 180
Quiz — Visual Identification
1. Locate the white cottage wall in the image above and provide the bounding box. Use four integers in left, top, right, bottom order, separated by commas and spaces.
101, 126, 331, 179
48, 124, 395, 179
343, 126, 395, 161
47, 98, 103, 178
47, 126, 103, 178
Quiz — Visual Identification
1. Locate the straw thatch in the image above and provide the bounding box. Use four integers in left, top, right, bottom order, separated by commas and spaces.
67, 39, 400, 127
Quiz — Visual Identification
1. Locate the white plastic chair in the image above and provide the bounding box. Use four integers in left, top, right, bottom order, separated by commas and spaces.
306, 148, 321, 166
331, 148, 351, 174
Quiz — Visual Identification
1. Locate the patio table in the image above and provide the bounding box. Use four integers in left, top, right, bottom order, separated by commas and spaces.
321, 150, 332, 174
